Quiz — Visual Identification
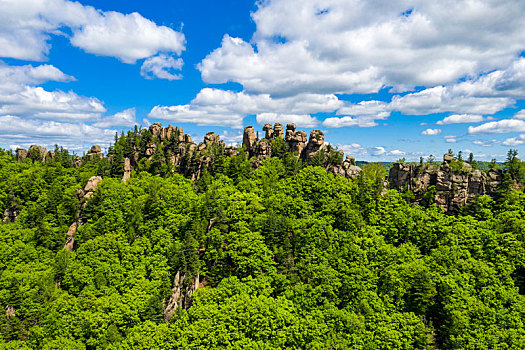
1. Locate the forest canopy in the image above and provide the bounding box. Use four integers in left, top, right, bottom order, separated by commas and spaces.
0, 136, 525, 349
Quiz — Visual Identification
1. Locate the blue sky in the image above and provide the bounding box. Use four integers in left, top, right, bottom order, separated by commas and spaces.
1, 0, 525, 161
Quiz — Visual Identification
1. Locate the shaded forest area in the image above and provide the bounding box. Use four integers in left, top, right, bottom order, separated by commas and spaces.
1, 129, 525, 349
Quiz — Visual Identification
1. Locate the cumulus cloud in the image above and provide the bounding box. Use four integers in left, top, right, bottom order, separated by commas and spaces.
198, 1, 525, 97
0, 0, 185, 63
502, 134, 525, 146
437, 114, 484, 125
338, 143, 367, 156
256, 113, 319, 127
388, 149, 406, 156
0, 62, 105, 121
149, 88, 341, 129
371, 146, 386, 156
141, 54, 183, 80
468, 119, 525, 134
444, 135, 457, 143
0, 115, 116, 152
92, 108, 137, 128
421, 128, 442, 135
472, 139, 499, 147
514, 110, 525, 120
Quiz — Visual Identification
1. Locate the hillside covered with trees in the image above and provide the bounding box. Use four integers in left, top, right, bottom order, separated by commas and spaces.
1, 128, 525, 349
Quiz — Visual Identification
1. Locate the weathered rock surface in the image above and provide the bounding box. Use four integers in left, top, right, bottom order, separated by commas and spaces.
2, 205, 19, 223
64, 176, 103, 251
122, 157, 131, 182
164, 270, 200, 322
86, 145, 103, 160
84, 176, 102, 192
389, 154, 504, 212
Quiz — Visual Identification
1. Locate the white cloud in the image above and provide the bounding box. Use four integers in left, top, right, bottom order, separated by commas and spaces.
514, 110, 525, 120
472, 139, 499, 147
0, 0, 185, 63
323, 116, 378, 128
149, 88, 341, 129
92, 108, 137, 128
322, 100, 390, 128
198, 1, 525, 96
0, 115, 116, 152
502, 135, 525, 146
338, 143, 367, 156
371, 146, 386, 156
149, 104, 245, 129
141, 54, 183, 80
256, 113, 319, 127
388, 149, 406, 156
0, 62, 105, 121
437, 114, 484, 125
468, 119, 525, 134
421, 128, 442, 135
444, 135, 457, 143
219, 130, 243, 145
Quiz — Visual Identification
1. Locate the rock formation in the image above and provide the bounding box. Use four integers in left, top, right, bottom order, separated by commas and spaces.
122, 158, 131, 182
2, 205, 19, 223
164, 270, 200, 322
64, 176, 103, 251
86, 145, 103, 160
241, 123, 361, 179
389, 154, 504, 212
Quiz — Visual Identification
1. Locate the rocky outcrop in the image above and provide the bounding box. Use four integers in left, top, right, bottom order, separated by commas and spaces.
86, 145, 103, 160
122, 158, 131, 182
15, 148, 27, 161
243, 126, 256, 153
5, 305, 15, 319
389, 154, 504, 212
2, 205, 19, 223
241, 123, 361, 179
164, 270, 200, 322
64, 176, 103, 251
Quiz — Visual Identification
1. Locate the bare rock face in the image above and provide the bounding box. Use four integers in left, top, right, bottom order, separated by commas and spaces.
287, 130, 307, 156
84, 176, 102, 192
204, 132, 220, 146
5, 305, 15, 319
304, 130, 325, 160
164, 270, 200, 322
28, 145, 48, 161
273, 123, 284, 138
243, 126, 256, 152
2, 205, 19, 223
389, 154, 505, 212
86, 145, 103, 160
243, 126, 256, 148
263, 123, 274, 139
64, 222, 78, 251
145, 142, 156, 157
16, 148, 28, 161
443, 153, 454, 163
122, 157, 131, 183
149, 123, 162, 138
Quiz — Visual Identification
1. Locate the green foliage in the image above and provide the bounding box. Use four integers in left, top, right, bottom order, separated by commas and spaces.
0, 141, 524, 349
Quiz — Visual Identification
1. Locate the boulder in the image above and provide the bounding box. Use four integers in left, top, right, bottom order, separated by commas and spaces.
443, 153, 454, 163
84, 176, 102, 192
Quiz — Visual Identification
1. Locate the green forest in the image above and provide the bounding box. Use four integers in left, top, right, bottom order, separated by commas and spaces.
1, 132, 525, 349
